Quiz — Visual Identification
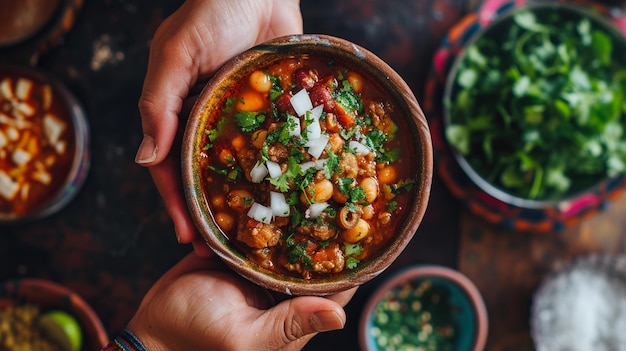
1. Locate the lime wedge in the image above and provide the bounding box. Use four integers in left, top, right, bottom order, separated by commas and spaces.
38, 310, 83, 351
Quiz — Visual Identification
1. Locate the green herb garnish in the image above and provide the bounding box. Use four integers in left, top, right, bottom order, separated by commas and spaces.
235, 111, 266, 133
446, 8, 626, 200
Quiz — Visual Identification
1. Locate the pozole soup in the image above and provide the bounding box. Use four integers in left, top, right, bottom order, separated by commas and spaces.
196, 51, 420, 280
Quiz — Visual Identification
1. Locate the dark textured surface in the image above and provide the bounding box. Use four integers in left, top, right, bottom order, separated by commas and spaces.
0, 0, 468, 349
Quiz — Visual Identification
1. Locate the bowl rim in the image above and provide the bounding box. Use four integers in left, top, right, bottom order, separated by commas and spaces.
181, 34, 433, 295
442, 2, 626, 210
0, 64, 90, 222
358, 265, 489, 351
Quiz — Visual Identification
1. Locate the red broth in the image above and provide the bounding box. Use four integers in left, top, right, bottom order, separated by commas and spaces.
198, 55, 417, 279
0, 70, 76, 216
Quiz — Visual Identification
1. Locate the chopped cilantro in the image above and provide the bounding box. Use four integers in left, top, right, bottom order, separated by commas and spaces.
344, 243, 363, 270
339, 127, 358, 140
208, 166, 227, 176
363, 129, 387, 151
334, 80, 363, 114
235, 111, 265, 133
378, 148, 401, 163
345, 243, 363, 256
386, 200, 398, 212
445, 8, 626, 200
286, 235, 313, 269
204, 116, 229, 150
390, 179, 415, 194
209, 165, 242, 182
323, 149, 340, 178
349, 186, 367, 204
346, 257, 360, 270
337, 177, 355, 196
269, 156, 302, 192
268, 74, 283, 101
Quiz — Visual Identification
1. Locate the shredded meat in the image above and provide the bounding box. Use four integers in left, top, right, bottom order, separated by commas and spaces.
267, 143, 289, 163
327, 133, 345, 154
237, 217, 282, 249
311, 243, 345, 274
281, 240, 345, 278
296, 223, 337, 241
337, 152, 358, 178
296, 212, 337, 241
357, 153, 377, 177
235, 148, 258, 182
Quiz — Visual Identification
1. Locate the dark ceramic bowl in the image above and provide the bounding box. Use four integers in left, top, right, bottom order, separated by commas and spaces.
443, 2, 626, 210
0, 65, 90, 223
182, 34, 433, 295
359, 265, 488, 351
0, 278, 109, 351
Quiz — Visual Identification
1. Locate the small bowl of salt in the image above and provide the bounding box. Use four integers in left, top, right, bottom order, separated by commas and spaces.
531, 254, 626, 351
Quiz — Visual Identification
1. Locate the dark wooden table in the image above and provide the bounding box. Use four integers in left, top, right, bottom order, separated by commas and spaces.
1, 1, 625, 350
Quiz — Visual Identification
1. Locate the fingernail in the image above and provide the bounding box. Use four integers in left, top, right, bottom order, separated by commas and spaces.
310, 310, 344, 332
135, 134, 157, 164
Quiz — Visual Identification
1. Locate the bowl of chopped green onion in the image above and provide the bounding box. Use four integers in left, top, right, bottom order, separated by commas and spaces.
359, 265, 488, 351
443, 2, 626, 210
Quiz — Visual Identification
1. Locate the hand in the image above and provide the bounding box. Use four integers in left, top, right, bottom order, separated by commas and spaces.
135, 0, 303, 255
127, 252, 357, 351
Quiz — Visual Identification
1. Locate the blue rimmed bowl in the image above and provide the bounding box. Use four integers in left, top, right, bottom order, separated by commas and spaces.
359, 265, 488, 351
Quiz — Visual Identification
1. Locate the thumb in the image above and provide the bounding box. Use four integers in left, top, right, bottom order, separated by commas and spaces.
256, 296, 346, 349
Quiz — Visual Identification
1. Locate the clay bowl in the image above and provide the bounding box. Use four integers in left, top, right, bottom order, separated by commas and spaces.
359, 265, 488, 351
0, 278, 109, 351
0, 65, 90, 223
182, 34, 433, 296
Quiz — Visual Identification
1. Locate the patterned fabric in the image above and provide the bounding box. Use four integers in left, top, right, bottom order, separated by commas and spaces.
100, 329, 148, 351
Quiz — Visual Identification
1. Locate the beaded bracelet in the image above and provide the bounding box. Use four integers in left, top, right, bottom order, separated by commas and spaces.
100, 329, 148, 351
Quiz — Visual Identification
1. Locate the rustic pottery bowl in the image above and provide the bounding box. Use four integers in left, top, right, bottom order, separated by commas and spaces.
426, 0, 626, 231
0, 278, 109, 351
182, 34, 433, 296
0, 65, 90, 223
359, 265, 488, 351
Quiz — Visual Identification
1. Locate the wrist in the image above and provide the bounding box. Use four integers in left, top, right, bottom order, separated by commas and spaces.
127, 317, 168, 351
100, 329, 148, 351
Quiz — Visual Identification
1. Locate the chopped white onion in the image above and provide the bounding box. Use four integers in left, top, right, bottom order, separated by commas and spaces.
300, 161, 317, 172
247, 202, 273, 224
16, 78, 32, 100
290, 89, 313, 116
0, 79, 12, 99
306, 202, 329, 219
266, 160, 283, 179
305, 134, 329, 159
348, 140, 371, 155
286, 114, 301, 137
305, 117, 321, 140
43, 114, 66, 144
314, 158, 327, 170
12, 149, 31, 166
250, 161, 268, 183
270, 191, 290, 217
310, 105, 324, 120
0, 170, 19, 200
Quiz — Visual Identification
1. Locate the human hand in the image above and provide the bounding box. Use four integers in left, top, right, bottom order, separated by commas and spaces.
135, 0, 303, 255
127, 252, 357, 351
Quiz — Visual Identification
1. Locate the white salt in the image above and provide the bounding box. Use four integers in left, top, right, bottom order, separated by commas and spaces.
533, 264, 626, 351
